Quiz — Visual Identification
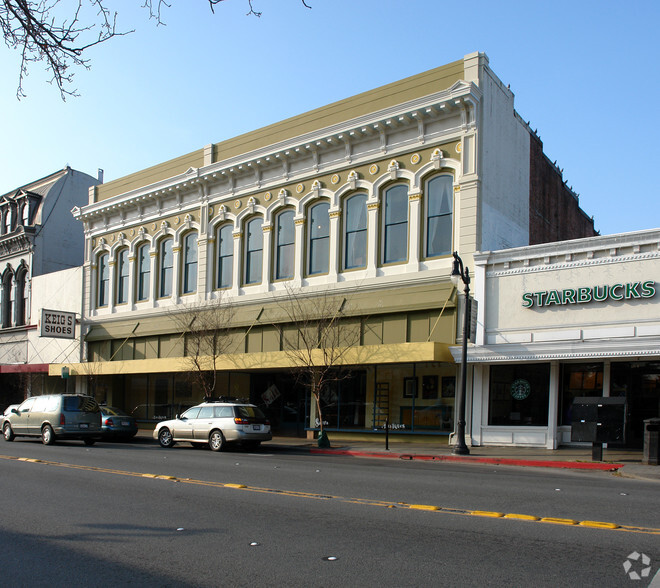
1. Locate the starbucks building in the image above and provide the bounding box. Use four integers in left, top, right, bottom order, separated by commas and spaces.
463, 228, 660, 449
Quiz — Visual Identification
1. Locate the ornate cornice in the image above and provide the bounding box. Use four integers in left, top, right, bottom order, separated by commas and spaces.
74, 80, 481, 229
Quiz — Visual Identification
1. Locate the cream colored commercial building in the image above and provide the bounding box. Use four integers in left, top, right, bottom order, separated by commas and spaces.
52, 53, 596, 441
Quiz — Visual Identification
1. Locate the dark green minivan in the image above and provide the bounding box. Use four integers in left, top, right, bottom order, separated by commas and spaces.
2, 394, 102, 445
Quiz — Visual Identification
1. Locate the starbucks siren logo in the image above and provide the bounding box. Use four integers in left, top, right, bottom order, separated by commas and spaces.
510, 379, 531, 400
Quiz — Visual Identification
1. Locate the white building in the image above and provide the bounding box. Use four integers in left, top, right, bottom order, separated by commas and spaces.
0, 168, 99, 406
464, 229, 660, 449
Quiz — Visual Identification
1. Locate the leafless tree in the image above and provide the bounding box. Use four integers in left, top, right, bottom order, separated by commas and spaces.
1, 0, 311, 99
274, 285, 361, 447
170, 296, 235, 401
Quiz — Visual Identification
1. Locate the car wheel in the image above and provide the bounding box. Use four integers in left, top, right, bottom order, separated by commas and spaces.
3, 423, 15, 442
83, 438, 96, 446
41, 425, 56, 445
209, 430, 225, 452
158, 427, 175, 448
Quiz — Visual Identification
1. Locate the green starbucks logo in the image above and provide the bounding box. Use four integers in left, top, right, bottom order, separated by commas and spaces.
511, 379, 531, 400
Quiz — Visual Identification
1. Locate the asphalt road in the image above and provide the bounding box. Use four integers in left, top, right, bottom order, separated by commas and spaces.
0, 437, 658, 587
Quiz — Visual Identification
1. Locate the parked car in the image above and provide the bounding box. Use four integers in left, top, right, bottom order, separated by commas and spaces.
2, 394, 101, 445
3, 404, 19, 418
153, 401, 272, 451
100, 406, 138, 440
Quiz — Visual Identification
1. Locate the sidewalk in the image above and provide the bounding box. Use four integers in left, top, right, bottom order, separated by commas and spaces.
138, 431, 660, 482
261, 436, 660, 482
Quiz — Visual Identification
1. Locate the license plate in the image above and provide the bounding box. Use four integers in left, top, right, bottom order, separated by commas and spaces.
253, 425, 261, 431
79, 423, 89, 429
121, 421, 130, 426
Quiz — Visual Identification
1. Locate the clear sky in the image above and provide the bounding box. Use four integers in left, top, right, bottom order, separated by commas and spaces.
1, 0, 657, 236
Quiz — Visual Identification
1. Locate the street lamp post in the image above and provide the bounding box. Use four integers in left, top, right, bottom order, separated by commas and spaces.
451, 251, 470, 456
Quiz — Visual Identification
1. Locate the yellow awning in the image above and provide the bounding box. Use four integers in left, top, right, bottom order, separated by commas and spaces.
49, 341, 455, 377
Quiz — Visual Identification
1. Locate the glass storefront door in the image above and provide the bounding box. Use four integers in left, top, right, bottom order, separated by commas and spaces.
611, 362, 660, 448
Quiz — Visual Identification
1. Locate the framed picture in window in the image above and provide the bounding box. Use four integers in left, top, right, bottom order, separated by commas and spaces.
441, 376, 456, 398
403, 377, 418, 398
422, 375, 438, 400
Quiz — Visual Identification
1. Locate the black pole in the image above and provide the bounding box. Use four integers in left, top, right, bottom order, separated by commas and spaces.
452, 252, 470, 456
385, 417, 389, 451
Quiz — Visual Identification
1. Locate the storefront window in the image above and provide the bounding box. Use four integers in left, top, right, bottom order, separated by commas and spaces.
318, 371, 367, 430
489, 363, 550, 426
559, 363, 603, 425
611, 362, 660, 448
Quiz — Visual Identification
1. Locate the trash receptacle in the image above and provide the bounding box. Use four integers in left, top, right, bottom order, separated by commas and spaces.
643, 418, 660, 466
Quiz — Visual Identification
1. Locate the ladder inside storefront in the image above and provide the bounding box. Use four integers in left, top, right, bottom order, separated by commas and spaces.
373, 382, 390, 429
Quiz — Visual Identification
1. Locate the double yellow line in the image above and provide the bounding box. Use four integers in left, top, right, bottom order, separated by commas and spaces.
3, 454, 658, 536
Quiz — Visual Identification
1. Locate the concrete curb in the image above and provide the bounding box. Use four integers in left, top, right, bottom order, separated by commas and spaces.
309, 448, 624, 471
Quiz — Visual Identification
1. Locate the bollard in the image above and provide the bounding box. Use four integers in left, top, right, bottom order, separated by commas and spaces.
385, 417, 389, 451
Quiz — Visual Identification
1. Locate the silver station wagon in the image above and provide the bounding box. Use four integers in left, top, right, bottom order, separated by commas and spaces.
2, 394, 102, 446
154, 401, 272, 451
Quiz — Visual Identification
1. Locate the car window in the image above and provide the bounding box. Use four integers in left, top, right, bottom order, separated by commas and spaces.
181, 407, 200, 419
235, 406, 266, 419
63, 396, 100, 413
214, 406, 234, 418
32, 397, 49, 411
18, 398, 36, 412
103, 407, 128, 417
197, 406, 214, 418
45, 396, 59, 411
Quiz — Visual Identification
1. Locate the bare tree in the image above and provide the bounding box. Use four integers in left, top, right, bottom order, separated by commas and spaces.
2, 0, 311, 99
170, 297, 235, 401
274, 285, 361, 448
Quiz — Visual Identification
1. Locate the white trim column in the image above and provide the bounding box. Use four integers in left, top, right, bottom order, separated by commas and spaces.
261, 223, 272, 292
328, 209, 340, 281
230, 230, 242, 297
366, 201, 379, 278
407, 192, 422, 270
293, 217, 305, 287
171, 244, 182, 303
547, 361, 560, 449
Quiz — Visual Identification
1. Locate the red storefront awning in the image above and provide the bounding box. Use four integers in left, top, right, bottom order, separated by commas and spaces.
0, 364, 49, 374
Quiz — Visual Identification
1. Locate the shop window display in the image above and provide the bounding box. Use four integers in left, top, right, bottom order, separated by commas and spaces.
488, 363, 550, 426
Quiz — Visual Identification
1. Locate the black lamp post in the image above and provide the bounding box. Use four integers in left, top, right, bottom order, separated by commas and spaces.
451, 251, 470, 456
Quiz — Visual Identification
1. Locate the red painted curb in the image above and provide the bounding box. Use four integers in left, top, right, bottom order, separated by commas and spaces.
309, 448, 623, 471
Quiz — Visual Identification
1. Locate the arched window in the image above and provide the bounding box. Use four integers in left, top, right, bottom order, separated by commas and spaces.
426, 175, 453, 258
216, 225, 233, 289
15, 269, 27, 326
159, 238, 173, 297
5, 207, 12, 233
275, 210, 294, 280
245, 217, 263, 285
308, 202, 329, 276
182, 232, 198, 294
136, 243, 151, 301
383, 185, 409, 264
97, 254, 109, 307
2, 270, 13, 328
344, 194, 367, 270
21, 203, 30, 226
116, 249, 129, 304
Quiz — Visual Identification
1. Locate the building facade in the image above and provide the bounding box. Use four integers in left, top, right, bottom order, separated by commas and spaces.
56, 53, 596, 440
0, 168, 99, 407
464, 229, 660, 449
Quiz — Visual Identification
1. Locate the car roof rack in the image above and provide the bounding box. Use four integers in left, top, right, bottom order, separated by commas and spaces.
206, 396, 250, 404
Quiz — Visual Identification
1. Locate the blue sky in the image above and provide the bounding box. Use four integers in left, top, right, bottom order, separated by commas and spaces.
1, 0, 657, 236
